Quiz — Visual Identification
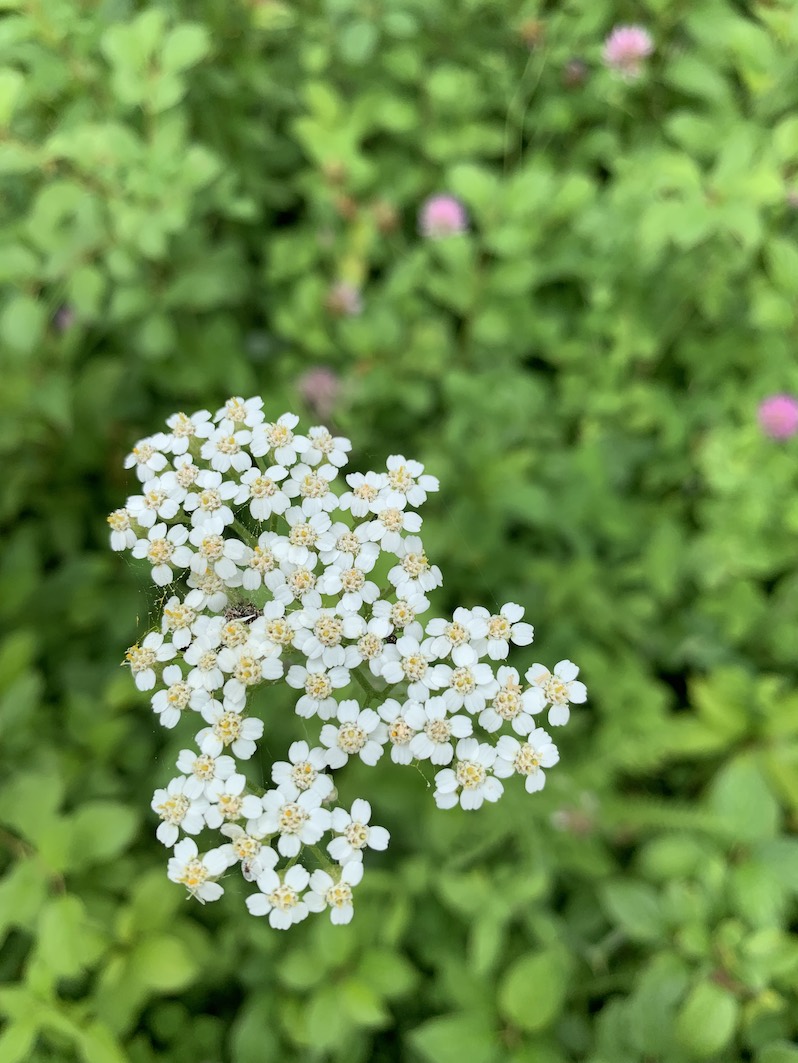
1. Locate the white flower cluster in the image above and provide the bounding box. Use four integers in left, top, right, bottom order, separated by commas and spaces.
111, 397, 586, 928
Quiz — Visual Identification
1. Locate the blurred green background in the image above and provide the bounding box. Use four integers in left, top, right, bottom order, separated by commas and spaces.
3, 0, 798, 1060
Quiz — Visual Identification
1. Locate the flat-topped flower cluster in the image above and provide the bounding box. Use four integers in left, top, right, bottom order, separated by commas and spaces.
111, 397, 586, 928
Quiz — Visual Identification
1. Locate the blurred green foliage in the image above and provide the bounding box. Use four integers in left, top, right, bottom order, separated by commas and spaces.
2, 0, 798, 1060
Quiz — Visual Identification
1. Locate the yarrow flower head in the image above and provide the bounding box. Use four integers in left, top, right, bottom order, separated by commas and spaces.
419, 194, 469, 238
758, 394, 798, 440
602, 25, 654, 80
112, 396, 586, 927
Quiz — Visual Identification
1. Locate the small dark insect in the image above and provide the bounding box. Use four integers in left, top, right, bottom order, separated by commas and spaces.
224, 602, 260, 624
385, 632, 398, 645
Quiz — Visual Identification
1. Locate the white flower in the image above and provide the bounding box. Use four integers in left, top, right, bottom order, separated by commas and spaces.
378, 698, 420, 764
425, 608, 488, 660
320, 700, 387, 768
286, 660, 351, 719
152, 777, 208, 845
255, 786, 332, 857
493, 730, 559, 793
432, 649, 499, 714
433, 738, 503, 811
339, 470, 387, 517
126, 475, 181, 528
170, 453, 201, 493
124, 435, 169, 482
239, 465, 290, 522
526, 660, 587, 726
385, 454, 439, 507
176, 748, 237, 799
251, 412, 310, 466
183, 469, 242, 528
478, 666, 545, 734
183, 621, 224, 689
247, 865, 311, 928
167, 838, 228, 903
217, 644, 284, 702
318, 552, 381, 614
362, 492, 423, 553
283, 462, 339, 516
188, 517, 250, 582
319, 523, 377, 567
273, 509, 332, 566
272, 740, 334, 799
219, 824, 276, 879
107, 507, 137, 551
161, 593, 202, 649
372, 592, 430, 634
151, 664, 194, 728
305, 861, 364, 925
242, 531, 280, 591
200, 426, 253, 474
265, 561, 321, 608
470, 603, 534, 660
328, 799, 390, 864
132, 523, 192, 586
125, 632, 176, 690
293, 607, 364, 667
164, 409, 213, 454
249, 600, 297, 653
388, 536, 442, 595
186, 568, 230, 612
305, 426, 351, 468
355, 616, 393, 676
196, 706, 265, 759
205, 772, 249, 828
378, 634, 441, 701
406, 697, 472, 765
216, 396, 264, 429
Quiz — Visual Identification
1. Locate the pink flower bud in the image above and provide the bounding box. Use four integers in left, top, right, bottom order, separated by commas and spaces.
602, 25, 654, 80
418, 194, 468, 239
758, 395, 798, 439
298, 367, 341, 421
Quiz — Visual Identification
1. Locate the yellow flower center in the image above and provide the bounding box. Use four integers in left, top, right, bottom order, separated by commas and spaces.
456, 760, 486, 790
338, 725, 366, 754
278, 803, 309, 834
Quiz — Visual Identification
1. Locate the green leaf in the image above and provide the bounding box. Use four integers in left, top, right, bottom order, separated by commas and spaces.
600, 879, 666, 942
79, 1022, 128, 1063
304, 985, 351, 1051
0, 771, 64, 839
339, 21, 378, 64
759, 1045, 798, 1063
357, 949, 417, 998
0, 1020, 39, 1063
339, 978, 390, 1028
66, 801, 139, 870
0, 859, 48, 942
0, 295, 46, 355
498, 948, 569, 1033
129, 935, 198, 993
37, 896, 94, 978
410, 1012, 498, 1063
0, 68, 24, 126
676, 982, 739, 1058
707, 755, 780, 843
161, 24, 211, 73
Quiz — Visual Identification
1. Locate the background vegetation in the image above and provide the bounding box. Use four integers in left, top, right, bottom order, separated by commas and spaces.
2, 0, 798, 1060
